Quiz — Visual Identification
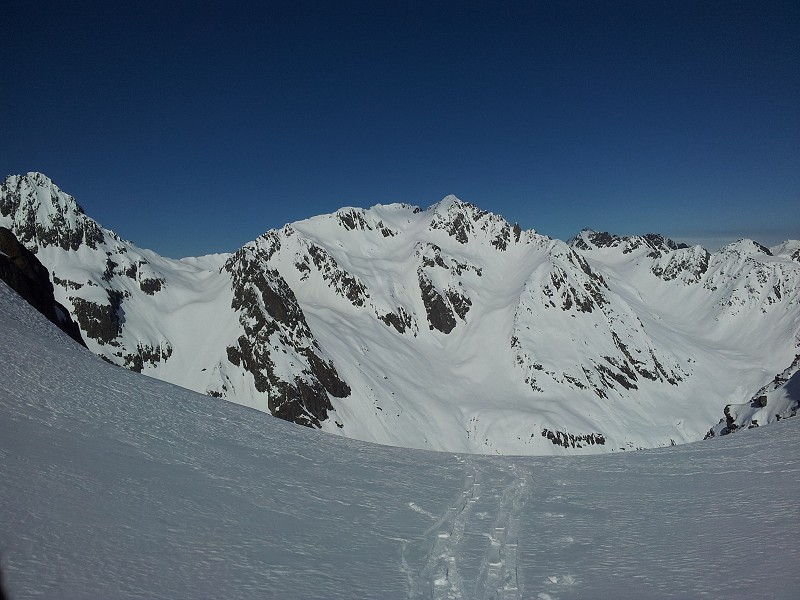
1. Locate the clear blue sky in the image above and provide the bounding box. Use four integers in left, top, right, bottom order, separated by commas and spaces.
4, 0, 798, 258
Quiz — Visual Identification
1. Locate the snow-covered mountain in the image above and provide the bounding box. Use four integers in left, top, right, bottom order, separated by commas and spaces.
1, 276, 799, 599
2, 172, 798, 454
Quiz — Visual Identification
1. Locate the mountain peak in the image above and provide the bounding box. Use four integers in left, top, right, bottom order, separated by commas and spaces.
439, 193, 463, 205
428, 194, 486, 214
569, 229, 687, 255
4, 171, 82, 213
718, 239, 773, 256
770, 240, 800, 262
1, 173, 107, 252
424, 196, 515, 246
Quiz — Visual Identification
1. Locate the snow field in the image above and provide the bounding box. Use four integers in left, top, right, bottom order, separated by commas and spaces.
1, 281, 799, 599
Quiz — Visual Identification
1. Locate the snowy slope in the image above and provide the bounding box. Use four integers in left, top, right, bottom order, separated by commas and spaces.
705, 354, 800, 437
2, 173, 799, 455
0, 173, 350, 428
1, 280, 799, 599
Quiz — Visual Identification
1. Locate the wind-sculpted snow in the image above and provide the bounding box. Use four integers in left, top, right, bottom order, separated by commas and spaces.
2, 172, 799, 455
1, 281, 799, 599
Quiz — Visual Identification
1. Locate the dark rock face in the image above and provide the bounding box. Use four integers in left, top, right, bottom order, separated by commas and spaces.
377, 307, 414, 334
414, 241, 478, 333
336, 208, 397, 237
491, 224, 510, 250
139, 277, 165, 295
69, 291, 124, 345
0, 227, 55, 315
429, 199, 489, 244
752, 241, 773, 256
642, 233, 688, 252
225, 245, 351, 428
448, 212, 471, 244
418, 271, 457, 333
651, 248, 710, 283
121, 258, 167, 295
123, 342, 173, 373
337, 209, 370, 231
307, 243, 368, 307
578, 230, 619, 249
446, 288, 472, 320
544, 267, 596, 313
723, 404, 738, 433
595, 358, 639, 390
0, 227, 85, 346
541, 428, 606, 448
624, 233, 688, 257
570, 230, 688, 256
540, 250, 608, 314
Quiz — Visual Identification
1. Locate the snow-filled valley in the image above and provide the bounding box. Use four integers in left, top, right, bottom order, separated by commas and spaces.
1, 172, 799, 456
2, 278, 799, 599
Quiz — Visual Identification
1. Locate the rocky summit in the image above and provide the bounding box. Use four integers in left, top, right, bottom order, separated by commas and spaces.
2, 172, 798, 454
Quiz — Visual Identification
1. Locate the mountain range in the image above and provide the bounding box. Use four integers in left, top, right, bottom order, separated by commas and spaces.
1, 172, 798, 454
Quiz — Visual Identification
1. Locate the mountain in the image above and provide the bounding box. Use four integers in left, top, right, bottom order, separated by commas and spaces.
1, 275, 799, 599
2, 172, 798, 454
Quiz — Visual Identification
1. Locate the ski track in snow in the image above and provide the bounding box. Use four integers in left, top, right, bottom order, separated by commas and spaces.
404, 458, 533, 600
411, 457, 478, 599
473, 463, 532, 600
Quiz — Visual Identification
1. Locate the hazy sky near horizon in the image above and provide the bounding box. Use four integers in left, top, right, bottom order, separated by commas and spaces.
4, 0, 798, 258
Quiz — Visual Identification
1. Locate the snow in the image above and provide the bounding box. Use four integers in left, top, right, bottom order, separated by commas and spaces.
2, 173, 799, 457
1, 280, 799, 599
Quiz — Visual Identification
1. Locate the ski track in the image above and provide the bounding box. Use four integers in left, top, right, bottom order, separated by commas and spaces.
405, 458, 532, 599
475, 463, 532, 600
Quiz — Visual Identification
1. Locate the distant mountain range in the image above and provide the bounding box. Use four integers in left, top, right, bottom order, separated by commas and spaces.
2, 172, 798, 454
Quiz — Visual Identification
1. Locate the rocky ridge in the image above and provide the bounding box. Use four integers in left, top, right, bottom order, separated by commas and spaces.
1, 172, 798, 455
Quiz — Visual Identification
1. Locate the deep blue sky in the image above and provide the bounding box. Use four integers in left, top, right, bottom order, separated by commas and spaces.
4, 1, 798, 257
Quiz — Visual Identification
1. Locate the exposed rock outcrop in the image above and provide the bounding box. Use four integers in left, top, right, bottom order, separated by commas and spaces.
541, 428, 606, 448
0, 227, 85, 346
225, 243, 351, 427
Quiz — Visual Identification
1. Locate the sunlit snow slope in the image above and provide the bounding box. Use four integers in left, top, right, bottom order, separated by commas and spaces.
1, 280, 798, 599
2, 172, 799, 454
